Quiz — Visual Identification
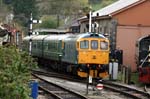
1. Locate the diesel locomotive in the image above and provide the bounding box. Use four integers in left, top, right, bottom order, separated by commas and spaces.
22, 32, 110, 78
136, 35, 150, 83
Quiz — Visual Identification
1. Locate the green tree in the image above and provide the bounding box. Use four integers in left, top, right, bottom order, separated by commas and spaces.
11, 0, 38, 26
0, 46, 37, 99
0, 0, 11, 21
37, 0, 89, 28
38, 0, 89, 15
35, 16, 58, 29
12, 0, 38, 18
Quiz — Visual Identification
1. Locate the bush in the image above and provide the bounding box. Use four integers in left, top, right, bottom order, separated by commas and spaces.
0, 46, 38, 99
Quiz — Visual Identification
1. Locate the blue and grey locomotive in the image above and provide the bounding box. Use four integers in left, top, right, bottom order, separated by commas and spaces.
22, 32, 110, 78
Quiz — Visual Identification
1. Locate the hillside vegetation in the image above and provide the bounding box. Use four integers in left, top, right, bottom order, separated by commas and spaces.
90, 0, 118, 11
0, 0, 118, 30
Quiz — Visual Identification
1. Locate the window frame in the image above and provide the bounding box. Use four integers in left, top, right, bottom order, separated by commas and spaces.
100, 41, 108, 50
80, 40, 89, 49
91, 40, 98, 49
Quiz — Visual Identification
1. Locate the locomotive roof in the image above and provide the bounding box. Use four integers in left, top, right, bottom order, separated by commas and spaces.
23, 35, 36, 41
67, 32, 106, 39
44, 32, 106, 39
23, 33, 106, 41
44, 34, 71, 41
60, 33, 107, 42
31, 35, 48, 40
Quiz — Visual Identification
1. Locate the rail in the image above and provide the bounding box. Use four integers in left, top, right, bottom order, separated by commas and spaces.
32, 73, 89, 99
101, 81, 150, 99
32, 68, 150, 99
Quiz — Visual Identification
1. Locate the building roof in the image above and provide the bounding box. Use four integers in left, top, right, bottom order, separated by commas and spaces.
79, 0, 145, 20
70, 20, 79, 27
93, 0, 142, 17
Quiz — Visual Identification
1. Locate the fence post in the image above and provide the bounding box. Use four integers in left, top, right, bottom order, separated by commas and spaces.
126, 65, 131, 84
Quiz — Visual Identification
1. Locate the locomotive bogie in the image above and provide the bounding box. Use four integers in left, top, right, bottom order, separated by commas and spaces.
77, 65, 109, 78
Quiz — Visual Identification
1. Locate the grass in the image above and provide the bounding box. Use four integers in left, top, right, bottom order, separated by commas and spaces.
130, 72, 139, 84
117, 71, 146, 87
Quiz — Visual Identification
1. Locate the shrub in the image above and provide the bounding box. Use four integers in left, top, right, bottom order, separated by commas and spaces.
0, 46, 37, 99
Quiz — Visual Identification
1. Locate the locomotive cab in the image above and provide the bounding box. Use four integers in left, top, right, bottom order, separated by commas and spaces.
76, 33, 109, 78
136, 35, 150, 84
77, 38, 109, 64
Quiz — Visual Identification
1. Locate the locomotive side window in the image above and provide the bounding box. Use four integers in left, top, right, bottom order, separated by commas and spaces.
100, 41, 108, 50
91, 40, 98, 49
80, 40, 89, 49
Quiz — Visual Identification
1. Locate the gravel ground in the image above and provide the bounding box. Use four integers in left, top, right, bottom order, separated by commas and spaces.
38, 75, 130, 99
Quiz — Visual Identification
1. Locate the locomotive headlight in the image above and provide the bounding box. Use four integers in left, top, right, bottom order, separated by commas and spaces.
100, 41, 108, 50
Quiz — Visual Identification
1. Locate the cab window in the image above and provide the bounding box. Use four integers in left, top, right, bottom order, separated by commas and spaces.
91, 40, 98, 49
80, 40, 89, 49
100, 41, 108, 50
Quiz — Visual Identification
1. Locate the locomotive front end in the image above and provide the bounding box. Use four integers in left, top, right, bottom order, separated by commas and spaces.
77, 38, 109, 64
76, 34, 109, 78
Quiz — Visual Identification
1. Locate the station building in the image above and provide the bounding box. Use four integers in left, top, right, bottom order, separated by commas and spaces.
79, 0, 150, 71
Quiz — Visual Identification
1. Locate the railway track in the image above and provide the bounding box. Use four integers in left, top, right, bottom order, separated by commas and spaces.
32, 69, 84, 82
32, 69, 150, 99
32, 73, 89, 99
101, 81, 150, 99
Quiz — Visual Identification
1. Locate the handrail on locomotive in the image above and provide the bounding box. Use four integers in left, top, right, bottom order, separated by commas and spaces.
139, 45, 150, 68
